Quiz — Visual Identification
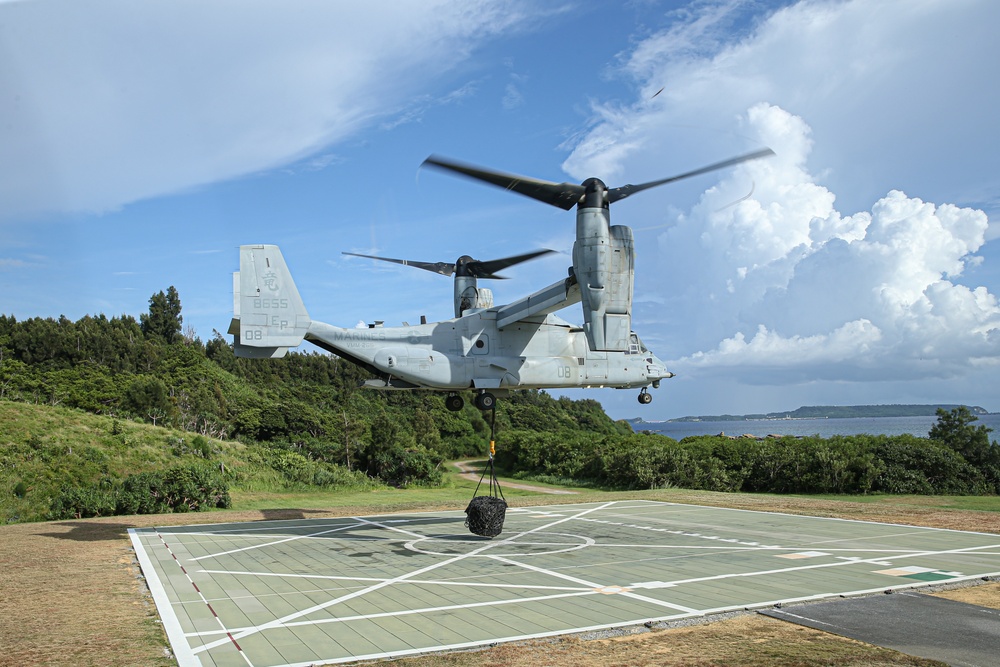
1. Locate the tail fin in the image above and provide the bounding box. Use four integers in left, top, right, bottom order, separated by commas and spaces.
228, 244, 311, 358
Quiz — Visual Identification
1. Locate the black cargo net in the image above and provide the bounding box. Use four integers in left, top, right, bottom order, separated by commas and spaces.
465, 404, 507, 538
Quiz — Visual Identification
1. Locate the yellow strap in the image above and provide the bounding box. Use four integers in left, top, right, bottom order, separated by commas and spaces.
490, 440, 496, 456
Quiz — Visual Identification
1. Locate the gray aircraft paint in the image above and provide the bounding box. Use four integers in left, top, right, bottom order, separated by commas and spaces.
228, 151, 774, 404
230, 244, 671, 400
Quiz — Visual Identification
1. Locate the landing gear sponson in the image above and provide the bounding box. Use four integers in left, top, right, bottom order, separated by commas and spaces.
450, 388, 653, 409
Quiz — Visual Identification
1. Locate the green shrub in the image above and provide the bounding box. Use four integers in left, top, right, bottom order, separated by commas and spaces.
48, 485, 116, 519
48, 464, 231, 519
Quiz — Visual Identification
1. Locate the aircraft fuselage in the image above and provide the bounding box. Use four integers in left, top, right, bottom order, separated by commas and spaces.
304, 310, 669, 392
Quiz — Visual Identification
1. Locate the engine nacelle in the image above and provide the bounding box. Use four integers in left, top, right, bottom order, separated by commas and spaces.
454, 275, 494, 316
573, 205, 634, 351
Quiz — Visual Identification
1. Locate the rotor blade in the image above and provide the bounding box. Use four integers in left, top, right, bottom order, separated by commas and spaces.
342, 252, 454, 277
469, 249, 557, 279
422, 155, 585, 211
607, 148, 775, 204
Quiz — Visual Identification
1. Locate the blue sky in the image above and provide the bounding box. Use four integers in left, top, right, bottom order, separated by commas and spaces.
2, 0, 998, 420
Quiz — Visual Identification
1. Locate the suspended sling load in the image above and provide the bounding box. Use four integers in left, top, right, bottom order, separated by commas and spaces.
464, 406, 506, 538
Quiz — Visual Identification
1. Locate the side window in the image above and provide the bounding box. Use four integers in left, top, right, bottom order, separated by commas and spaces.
628, 333, 640, 355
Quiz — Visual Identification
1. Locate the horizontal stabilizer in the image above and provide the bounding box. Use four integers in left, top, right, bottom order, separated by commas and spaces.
233, 344, 290, 359
362, 378, 421, 390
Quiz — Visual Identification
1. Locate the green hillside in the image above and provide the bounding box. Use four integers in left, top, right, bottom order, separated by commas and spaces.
4, 288, 999, 524
0, 401, 385, 523
0, 289, 629, 523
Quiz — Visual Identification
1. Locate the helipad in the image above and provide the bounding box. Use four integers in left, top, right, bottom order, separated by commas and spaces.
129, 500, 1000, 667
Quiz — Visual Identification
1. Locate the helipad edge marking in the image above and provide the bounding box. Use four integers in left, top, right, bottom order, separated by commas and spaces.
128, 528, 202, 667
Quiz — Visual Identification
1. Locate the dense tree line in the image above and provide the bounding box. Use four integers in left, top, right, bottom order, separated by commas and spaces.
3, 287, 997, 522
496, 407, 1000, 495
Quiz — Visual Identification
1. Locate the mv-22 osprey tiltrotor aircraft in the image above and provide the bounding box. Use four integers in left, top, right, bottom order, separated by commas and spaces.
229, 149, 773, 411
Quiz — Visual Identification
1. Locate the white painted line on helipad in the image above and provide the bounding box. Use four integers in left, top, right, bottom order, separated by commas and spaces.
197, 567, 590, 591
132, 500, 1000, 667
194, 501, 618, 655
188, 521, 365, 561
128, 528, 203, 667
185, 589, 598, 638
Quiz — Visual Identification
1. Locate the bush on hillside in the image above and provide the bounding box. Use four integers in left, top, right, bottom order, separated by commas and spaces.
47, 464, 231, 519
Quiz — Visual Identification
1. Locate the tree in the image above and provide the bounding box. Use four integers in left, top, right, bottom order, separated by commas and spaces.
141, 286, 183, 343
125, 375, 173, 425
929, 406, 994, 467
411, 408, 441, 451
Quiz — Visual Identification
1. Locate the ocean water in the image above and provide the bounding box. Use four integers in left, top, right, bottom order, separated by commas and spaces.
632, 413, 1000, 441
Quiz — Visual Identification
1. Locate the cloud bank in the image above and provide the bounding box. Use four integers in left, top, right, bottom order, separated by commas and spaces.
676, 103, 997, 383
0, 0, 531, 222
561, 0, 999, 390
564, 0, 1000, 225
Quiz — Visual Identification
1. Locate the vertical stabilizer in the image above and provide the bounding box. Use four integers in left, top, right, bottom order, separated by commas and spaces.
232, 245, 311, 357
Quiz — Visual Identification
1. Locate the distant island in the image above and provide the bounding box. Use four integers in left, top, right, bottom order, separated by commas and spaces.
632, 404, 990, 425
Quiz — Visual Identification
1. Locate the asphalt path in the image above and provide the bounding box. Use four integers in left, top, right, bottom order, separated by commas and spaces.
452, 460, 577, 494
763, 591, 1000, 667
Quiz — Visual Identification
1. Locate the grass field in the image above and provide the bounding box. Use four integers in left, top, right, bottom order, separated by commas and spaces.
788, 492, 1000, 513
3, 473, 1000, 666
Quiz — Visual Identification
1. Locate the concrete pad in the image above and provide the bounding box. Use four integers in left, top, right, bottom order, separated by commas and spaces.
130, 500, 1000, 667
763, 592, 1000, 667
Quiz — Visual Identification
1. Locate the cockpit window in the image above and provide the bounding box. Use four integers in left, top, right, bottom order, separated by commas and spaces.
628, 332, 642, 355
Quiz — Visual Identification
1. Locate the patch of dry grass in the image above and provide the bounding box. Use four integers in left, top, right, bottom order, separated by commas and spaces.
1, 490, 995, 666
0, 519, 170, 666
932, 581, 1000, 607
386, 614, 946, 667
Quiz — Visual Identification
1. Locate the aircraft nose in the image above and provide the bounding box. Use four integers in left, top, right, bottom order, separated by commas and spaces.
648, 357, 673, 381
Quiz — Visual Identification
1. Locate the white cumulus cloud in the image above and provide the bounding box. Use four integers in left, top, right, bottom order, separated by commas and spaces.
667, 104, 998, 383
0, 0, 535, 223
563, 0, 1000, 228
558, 0, 1000, 406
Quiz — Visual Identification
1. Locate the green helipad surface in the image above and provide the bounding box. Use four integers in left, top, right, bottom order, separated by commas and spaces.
129, 500, 1000, 667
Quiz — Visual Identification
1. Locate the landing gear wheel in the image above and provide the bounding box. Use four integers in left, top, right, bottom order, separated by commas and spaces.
474, 392, 496, 411
638, 390, 653, 405
445, 394, 464, 411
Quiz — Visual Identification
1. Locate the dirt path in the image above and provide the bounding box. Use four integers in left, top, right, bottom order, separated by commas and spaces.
452, 460, 578, 495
